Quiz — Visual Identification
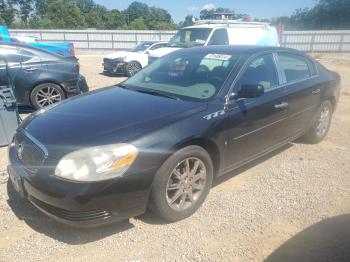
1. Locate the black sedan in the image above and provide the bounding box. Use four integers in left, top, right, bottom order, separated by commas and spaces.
0, 43, 88, 109
8, 46, 340, 226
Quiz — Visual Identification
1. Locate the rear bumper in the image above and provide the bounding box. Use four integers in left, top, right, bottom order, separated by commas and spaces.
8, 144, 151, 227
62, 75, 89, 97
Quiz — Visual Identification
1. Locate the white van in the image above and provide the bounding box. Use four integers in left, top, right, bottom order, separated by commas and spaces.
148, 20, 280, 63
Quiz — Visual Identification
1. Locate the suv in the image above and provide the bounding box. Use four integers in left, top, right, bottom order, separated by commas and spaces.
103, 41, 167, 77
148, 20, 279, 63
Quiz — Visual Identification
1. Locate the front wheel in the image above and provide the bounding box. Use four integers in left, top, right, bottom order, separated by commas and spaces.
125, 61, 142, 77
302, 100, 333, 144
150, 146, 213, 222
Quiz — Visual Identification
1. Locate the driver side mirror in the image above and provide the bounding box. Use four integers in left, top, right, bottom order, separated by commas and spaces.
238, 84, 265, 99
224, 84, 264, 112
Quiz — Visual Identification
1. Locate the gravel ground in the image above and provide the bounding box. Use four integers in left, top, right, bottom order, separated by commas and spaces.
0, 54, 350, 262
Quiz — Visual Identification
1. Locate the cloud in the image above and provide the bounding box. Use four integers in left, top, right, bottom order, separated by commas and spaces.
201, 3, 215, 11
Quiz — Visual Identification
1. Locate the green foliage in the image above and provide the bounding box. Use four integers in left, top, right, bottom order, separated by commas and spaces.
274, 0, 350, 30
4, 0, 178, 30
46, 0, 86, 28
0, 0, 18, 26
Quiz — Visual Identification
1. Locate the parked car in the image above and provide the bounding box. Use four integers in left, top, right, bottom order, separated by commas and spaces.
8, 46, 340, 226
0, 25, 75, 57
103, 41, 167, 76
148, 20, 279, 63
0, 43, 88, 109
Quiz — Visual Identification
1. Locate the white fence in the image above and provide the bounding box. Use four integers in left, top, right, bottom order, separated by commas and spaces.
9, 29, 350, 52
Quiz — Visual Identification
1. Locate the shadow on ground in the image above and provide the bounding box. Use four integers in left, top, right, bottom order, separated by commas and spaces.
265, 214, 350, 262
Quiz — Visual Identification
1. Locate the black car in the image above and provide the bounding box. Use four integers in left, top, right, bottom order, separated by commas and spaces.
0, 43, 88, 109
8, 46, 340, 226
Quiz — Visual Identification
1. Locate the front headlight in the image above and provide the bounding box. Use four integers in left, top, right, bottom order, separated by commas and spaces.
55, 143, 138, 182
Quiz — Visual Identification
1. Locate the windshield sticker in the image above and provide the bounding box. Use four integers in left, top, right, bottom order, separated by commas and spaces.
205, 54, 232, 61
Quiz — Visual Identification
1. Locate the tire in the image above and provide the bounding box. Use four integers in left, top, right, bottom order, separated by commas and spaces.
150, 145, 214, 222
30, 83, 65, 109
302, 100, 333, 144
125, 61, 142, 77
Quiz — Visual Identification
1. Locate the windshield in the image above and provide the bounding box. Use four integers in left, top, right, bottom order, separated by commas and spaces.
129, 42, 153, 52
123, 51, 239, 101
168, 28, 213, 48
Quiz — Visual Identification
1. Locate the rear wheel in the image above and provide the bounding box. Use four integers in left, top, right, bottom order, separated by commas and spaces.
125, 61, 142, 77
150, 146, 213, 222
302, 100, 333, 143
30, 83, 65, 109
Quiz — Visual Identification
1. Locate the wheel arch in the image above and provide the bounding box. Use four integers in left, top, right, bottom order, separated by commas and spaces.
173, 138, 221, 177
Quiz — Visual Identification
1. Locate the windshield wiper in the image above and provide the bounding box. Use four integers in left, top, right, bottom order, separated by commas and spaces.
134, 89, 180, 100
116, 83, 129, 89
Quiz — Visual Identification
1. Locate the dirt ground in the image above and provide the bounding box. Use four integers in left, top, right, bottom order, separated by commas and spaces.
0, 54, 350, 261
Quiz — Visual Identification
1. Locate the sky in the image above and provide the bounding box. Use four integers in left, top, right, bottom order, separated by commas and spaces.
94, 0, 318, 22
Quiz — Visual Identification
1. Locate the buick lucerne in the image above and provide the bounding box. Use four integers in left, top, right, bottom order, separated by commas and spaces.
8, 46, 340, 226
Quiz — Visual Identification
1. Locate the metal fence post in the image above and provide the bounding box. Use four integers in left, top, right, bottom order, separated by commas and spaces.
338, 34, 344, 52
310, 33, 316, 52
87, 32, 90, 49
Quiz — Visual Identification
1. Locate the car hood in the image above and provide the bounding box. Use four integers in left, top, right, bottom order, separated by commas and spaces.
21, 87, 206, 157
105, 51, 134, 60
148, 47, 181, 58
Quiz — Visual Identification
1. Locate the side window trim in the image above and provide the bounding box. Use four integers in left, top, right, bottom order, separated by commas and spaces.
276, 51, 319, 86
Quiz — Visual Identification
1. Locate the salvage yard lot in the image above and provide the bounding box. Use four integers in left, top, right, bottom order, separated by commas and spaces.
0, 54, 350, 261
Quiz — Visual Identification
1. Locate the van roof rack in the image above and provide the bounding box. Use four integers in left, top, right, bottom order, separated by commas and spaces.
193, 19, 270, 28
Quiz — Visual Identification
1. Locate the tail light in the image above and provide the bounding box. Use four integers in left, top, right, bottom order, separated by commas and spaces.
69, 43, 75, 57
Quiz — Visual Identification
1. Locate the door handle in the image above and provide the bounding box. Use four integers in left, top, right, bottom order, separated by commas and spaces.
274, 102, 289, 109
312, 88, 320, 94
24, 67, 38, 72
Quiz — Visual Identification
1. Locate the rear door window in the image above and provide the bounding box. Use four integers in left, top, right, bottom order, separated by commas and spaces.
278, 53, 314, 83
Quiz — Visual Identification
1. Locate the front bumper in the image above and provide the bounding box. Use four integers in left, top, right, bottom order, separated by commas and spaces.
8, 143, 151, 227
103, 60, 127, 74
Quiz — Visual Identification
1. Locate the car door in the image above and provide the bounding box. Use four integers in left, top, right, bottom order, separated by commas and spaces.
0, 46, 22, 97
277, 52, 322, 136
12, 48, 43, 104
224, 53, 291, 171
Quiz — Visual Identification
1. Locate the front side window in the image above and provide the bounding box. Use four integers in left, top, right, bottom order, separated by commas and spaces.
279, 53, 313, 83
236, 54, 279, 92
123, 52, 239, 101
168, 28, 212, 48
208, 29, 229, 45
129, 42, 153, 52
149, 43, 167, 50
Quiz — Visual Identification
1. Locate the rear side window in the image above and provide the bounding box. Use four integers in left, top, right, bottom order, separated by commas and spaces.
279, 53, 314, 83
208, 29, 229, 45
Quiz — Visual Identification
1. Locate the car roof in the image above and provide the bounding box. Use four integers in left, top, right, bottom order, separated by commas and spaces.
176, 45, 306, 56
0, 42, 63, 58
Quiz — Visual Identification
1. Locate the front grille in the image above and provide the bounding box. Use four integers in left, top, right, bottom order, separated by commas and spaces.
29, 196, 112, 221
14, 131, 46, 173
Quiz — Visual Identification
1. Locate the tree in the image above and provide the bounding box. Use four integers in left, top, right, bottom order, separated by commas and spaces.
126, 1, 149, 23
46, 0, 86, 28
104, 9, 127, 29
0, 0, 18, 26
128, 17, 147, 30
18, 0, 34, 23
76, 0, 95, 13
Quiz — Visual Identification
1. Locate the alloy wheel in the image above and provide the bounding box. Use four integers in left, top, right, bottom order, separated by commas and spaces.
166, 157, 207, 211
35, 86, 63, 108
